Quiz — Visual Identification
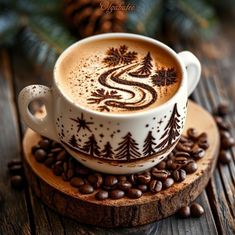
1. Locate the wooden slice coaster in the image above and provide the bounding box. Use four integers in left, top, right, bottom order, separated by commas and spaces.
23, 100, 219, 228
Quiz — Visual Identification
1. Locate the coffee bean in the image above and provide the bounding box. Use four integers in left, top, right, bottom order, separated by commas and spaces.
183, 140, 195, 148
175, 152, 190, 158
178, 206, 190, 218
217, 102, 229, 117
198, 139, 209, 150
110, 189, 125, 199
9, 164, 23, 175
44, 157, 55, 167
172, 169, 186, 182
215, 116, 231, 131
67, 168, 74, 179
117, 175, 127, 182
149, 180, 162, 193
70, 177, 85, 187
52, 161, 63, 176
39, 139, 51, 150
190, 203, 204, 217
105, 176, 118, 187
75, 166, 90, 176
10, 175, 24, 190
176, 143, 191, 153
56, 151, 66, 161
128, 174, 136, 185
198, 132, 208, 142
180, 135, 190, 143
7, 159, 22, 168
35, 149, 47, 163
156, 161, 166, 170
137, 173, 151, 184
95, 190, 109, 200
127, 188, 142, 199
88, 173, 103, 188
166, 159, 174, 169
137, 184, 148, 193
219, 150, 231, 164
79, 184, 94, 194
32, 144, 40, 154
174, 156, 188, 165
221, 136, 235, 149
163, 178, 174, 189
185, 161, 198, 174
152, 169, 170, 181
191, 146, 205, 160
220, 130, 231, 139
117, 181, 132, 191
51, 147, 63, 153
187, 128, 198, 140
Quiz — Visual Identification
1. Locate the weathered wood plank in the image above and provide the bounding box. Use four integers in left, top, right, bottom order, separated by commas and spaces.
0, 49, 31, 235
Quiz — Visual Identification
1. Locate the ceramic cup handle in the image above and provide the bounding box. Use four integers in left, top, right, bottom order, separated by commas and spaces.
18, 85, 58, 141
178, 51, 201, 96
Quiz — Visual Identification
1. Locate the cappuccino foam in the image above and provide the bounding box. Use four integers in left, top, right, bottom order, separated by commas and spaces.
57, 37, 182, 113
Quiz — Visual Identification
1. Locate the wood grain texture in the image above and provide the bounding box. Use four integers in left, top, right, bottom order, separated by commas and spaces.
0, 50, 31, 235
22, 101, 219, 228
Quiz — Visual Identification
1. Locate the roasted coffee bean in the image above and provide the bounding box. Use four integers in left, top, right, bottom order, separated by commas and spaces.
152, 169, 170, 181
220, 130, 231, 139
191, 146, 205, 160
166, 159, 174, 169
39, 139, 51, 150
185, 161, 198, 174
70, 177, 85, 187
137, 184, 148, 193
178, 206, 191, 218
7, 159, 22, 168
35, 149, 47, 162
163, 178, 174, 189
95, 190, 109, 200
79, 184, 94, 194
214, 116, 231, 131
9, 164, 23, 175
128, 174, 136, 185
175, 152, 190, 158
117, 175, 127, 182
221, 136, 235, 149
51, 147, 63, 153
104, 175, 118, 187
187, 128, 198, 140
137, 173, 151, 184
219, 150, 231, 164
75, 166, 90, 176
10, 175, 24, 190
110, 189, 125, 199
32, 144, 40, 154
198, 139, 209, 150
167, 152, 175, 160
117, 181, 132, 191
88, 173, 103, 188
217, 102, 229, 117
176, 143, 191, 153
149, 180, 162, 193
156, 161, 166, 170
62, 172, 69, 181
190, 203, 204, 217
56, 151, 66, 161
174, 156, 188, 165
127, 188, 142, 199
182, 140, 194, 148
44, 157, 55, 167
198, 132, 208, 142
172, 169, 186, 182
63, 162, 68, 173
52, 161, 63, 176
180, 135, 190, 143
67, 168, 74, 179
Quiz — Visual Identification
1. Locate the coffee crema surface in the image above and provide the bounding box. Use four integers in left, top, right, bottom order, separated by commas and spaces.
58, 38, 182, 114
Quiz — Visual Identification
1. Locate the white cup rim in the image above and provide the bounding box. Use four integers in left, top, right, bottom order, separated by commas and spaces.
54, 33, 187, 119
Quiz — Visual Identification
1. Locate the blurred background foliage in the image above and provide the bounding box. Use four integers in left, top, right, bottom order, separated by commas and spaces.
0, 0, 234, 69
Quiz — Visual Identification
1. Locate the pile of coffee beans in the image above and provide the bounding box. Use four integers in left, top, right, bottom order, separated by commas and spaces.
178, 202, 204, 218
214, 103, 235, 164
31, 128, 209, 200
7, 159, 25, 190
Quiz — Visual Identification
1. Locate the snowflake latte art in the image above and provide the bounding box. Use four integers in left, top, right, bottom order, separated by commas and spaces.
58, 38, 182, 113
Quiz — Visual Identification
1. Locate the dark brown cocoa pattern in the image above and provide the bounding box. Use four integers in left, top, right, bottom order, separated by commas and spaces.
115, 132, 141, 161
156, 103, 181, 150
82, 134, 100, 157
101, 142, 114, 159
68, 135, 79, 148
143, 131, 156, 156
70, 113, 93, 132
129, 52, 153, 78
88, 45, 179, 112
151, 67, 177, 87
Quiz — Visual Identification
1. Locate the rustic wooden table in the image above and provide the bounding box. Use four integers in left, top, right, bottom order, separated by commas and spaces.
0, 23, 235, 235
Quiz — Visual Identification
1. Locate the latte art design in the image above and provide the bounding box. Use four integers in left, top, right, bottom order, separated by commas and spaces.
87, 45, 177, 112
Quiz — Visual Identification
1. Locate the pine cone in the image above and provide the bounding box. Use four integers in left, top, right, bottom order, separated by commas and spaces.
63, 0, 127, 38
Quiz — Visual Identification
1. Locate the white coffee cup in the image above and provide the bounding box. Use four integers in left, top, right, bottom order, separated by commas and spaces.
18, 33, 201, 174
